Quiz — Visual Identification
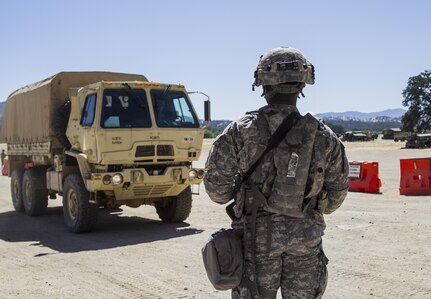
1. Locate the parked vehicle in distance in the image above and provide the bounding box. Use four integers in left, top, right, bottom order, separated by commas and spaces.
406, 133, 431, 148
382, 128, 408, 141
342, 131, 377, 142
394, 131, 409, 142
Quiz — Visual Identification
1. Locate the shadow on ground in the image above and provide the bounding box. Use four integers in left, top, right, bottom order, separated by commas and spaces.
0, 207, 203, 253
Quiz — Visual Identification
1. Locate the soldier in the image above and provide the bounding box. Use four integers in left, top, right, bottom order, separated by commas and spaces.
204, 46, 349, 298
1, 149, 6, 166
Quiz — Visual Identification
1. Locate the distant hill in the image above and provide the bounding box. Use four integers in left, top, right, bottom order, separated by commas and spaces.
313, 108, 407, 132
315, 108, 406, 121
203, 109, 408, 136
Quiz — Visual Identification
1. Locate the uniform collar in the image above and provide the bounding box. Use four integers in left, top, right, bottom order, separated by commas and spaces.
259, 104, 299, 115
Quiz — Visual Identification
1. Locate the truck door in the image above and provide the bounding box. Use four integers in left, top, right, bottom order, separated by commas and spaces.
77, 93, 98, 162
96, 89, 151, 164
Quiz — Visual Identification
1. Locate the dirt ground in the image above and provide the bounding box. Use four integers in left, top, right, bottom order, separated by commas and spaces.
0, 139, 430, 299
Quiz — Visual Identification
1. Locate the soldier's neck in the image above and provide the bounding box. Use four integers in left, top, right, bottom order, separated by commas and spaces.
266, 93, 298, 106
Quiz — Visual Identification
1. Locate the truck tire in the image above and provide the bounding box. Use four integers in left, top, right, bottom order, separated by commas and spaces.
155, 186, 192, 223
53, 100, 71, 149
63, 173, 98, 233
22, 168, 49, 216
11, 169, 25, 212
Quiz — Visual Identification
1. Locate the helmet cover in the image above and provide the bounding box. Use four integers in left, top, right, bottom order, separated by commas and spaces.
254, 47, 315, 87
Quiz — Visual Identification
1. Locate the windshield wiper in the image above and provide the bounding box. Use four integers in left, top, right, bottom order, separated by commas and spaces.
122, 83, 146, 108
160, 84, 172, 99
153, 84, 172, 113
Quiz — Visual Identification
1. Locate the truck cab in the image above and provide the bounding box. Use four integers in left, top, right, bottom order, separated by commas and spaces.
61, 80, 205, 206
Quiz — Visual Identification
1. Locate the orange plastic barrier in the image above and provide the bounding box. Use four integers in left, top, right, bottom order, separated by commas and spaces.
348, 161, 381, 193
399, 158, 431, 195
2, 158, 9, 176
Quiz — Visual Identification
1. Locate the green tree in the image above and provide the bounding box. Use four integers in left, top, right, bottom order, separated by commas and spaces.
204, 128, 215, 138
325, 121, 344, 135
401, 70, 431, 133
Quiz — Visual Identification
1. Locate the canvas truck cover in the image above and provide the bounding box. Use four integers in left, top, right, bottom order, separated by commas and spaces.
1, 71, 148, 144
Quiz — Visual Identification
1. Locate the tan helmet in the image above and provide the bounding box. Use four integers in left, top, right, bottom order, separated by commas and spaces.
253, 46, 315, 96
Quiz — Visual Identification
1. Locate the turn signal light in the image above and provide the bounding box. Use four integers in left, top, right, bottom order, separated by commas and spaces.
103, 175, 111, 185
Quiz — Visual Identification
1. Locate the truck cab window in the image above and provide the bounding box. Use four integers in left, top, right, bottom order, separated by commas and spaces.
151, 90, 199, 128
81, 94, 97, 126
101, 89, 151, 128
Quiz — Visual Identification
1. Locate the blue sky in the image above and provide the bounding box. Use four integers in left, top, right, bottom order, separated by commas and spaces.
0, 0, 430, 120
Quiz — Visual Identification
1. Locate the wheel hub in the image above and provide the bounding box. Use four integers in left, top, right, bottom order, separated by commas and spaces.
24, 181, 32, 204
12, 181, 18, 198
67, 189, 78, 220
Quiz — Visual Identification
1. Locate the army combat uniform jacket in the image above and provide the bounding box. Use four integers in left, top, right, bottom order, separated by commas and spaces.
204, 104, 349, 298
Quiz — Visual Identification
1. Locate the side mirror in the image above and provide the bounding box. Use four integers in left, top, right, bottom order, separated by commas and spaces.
204, 100, 211, 122
187, 91, 211, 122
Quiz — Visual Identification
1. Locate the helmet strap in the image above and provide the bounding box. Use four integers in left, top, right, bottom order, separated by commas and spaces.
300, 90, 305, 98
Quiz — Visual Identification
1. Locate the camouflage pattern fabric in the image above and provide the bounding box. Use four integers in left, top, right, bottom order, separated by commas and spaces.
204, 104, 348, 298
231, 215, 328, 299
254, 47, 315, 87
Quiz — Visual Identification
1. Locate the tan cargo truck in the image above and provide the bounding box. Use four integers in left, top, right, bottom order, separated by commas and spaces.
2, 72, 210, 232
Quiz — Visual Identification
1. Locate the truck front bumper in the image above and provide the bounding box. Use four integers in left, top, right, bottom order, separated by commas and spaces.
85, 166, 203, 200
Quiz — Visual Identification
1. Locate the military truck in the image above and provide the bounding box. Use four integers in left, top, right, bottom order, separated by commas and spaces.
405, 133, 431, 148
343, 131, 372, 142
2, 72, 210, 232
382, 128, 408, 141
343, 130, 379, 142
393, 131, 409, 142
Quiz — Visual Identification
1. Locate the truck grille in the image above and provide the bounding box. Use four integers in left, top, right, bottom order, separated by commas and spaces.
133, 184, 173, 197
135, 145, 174, 157
157, 145, 174, 156
135, 145, 155, 157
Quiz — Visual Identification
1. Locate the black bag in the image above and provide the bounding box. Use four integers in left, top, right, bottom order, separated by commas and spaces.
202, 229, 243, 290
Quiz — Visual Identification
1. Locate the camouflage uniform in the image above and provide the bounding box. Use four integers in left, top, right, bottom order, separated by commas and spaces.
204, 104, 348, 298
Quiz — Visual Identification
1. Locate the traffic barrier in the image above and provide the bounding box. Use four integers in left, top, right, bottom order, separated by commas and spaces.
348, 161, 381, 193
399, 158, 431, 195
2, 158, 9, 176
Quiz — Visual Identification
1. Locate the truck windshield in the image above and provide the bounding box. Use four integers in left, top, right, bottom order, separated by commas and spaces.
101, 89, 152, 128
151, 89, 199, 128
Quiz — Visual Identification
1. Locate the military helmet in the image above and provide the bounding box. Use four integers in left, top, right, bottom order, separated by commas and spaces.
253, 47, 315, 93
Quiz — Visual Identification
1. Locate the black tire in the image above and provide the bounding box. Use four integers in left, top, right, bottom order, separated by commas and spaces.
63, 173, 98, 233
11, 169, 25, 212
53, 100, 71, 149
22, 168, 49, 216
155, 186, 192, 222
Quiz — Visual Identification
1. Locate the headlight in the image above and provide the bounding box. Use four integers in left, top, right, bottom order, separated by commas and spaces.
197, 169, 204, 179
188, 170, 197, 180
111, 174, 123, 185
